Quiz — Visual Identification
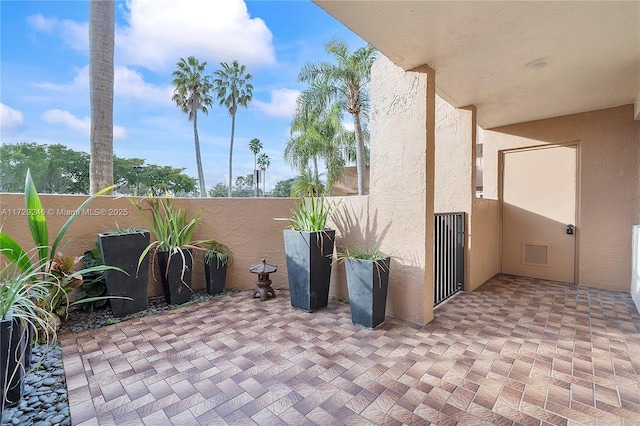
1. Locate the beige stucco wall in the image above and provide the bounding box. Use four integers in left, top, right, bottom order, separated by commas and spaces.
468, 197, 501, 290
329, 166, 370, 196
434, 96, 473, 214
482, 105, 640, 291
366, 55, 435, 324
0, 194, 299, 296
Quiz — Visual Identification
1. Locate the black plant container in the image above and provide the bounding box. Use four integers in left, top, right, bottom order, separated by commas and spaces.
204, 260, 227, 295
345, 257, 391, 328
157, 249, 193, 305
0, 315, 28, 416
98, 231, 150, 317
283, 229, 335, 312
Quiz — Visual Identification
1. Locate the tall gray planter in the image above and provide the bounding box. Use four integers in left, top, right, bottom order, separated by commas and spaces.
283, 229, 335, 312
98, 231, 150, 317
204, 261, 227, 295
0, 315, 28, 415
157, 249, 193, 305
345, 257, 391, 328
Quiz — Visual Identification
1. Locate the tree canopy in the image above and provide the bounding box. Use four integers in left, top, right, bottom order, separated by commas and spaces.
0, 142, 196, 196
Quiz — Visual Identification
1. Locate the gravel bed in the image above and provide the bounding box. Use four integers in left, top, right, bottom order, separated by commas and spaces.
1, 290, 229, 426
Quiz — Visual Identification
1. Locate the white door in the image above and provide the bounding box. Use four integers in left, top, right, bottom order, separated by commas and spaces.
501, 144, 577, 283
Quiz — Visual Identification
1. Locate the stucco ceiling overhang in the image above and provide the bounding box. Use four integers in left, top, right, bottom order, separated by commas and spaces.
313, 1, 640, 129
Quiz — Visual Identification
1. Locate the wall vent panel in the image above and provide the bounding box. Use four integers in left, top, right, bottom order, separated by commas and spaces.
524, 244, 548, 265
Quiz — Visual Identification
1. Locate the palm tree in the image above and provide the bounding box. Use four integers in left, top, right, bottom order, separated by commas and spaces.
290, 168, 325, 197
213, 61, 253, 197
89, 0, 115, 194
248, 138, 262, 196
257, 153, 270, 196
171, 56, 213, 197
298, 38, 377, 195
285, 102, 344, 189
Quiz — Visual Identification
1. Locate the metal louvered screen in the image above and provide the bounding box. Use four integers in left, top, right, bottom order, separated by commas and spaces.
434, 212, 465, 306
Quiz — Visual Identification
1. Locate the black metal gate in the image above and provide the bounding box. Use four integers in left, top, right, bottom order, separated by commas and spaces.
434, 212, 465, 306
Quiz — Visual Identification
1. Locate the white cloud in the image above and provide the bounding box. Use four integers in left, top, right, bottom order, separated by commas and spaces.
343, 121, 355, 132
0, 103, 24, 132
41, 109, 127, 139
117, 0, 275, 72
253, 89, 300, 118
35, 65, 172, 105
114, 66, 173, 104
27, 13, 88, 52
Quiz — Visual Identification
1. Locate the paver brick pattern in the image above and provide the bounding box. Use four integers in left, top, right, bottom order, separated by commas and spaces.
61, 275, 640, 425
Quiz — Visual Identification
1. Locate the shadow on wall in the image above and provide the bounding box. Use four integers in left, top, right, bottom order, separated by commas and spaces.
329, 198, 427, 323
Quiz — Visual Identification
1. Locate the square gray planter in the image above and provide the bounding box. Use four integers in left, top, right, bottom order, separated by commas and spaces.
157, 249, 193, 305
283, 229, 335, 312
98, 231, 150, 317
345, 257, 391, 328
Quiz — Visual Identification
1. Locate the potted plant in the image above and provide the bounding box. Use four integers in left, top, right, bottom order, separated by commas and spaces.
282, 196, 338, 312
0, 261, 59, 416
0, 169, 123, 322
133, 195, 201, 305
202, 240, 232, 295
97, 228, 150, 317
341, 247, 391, 328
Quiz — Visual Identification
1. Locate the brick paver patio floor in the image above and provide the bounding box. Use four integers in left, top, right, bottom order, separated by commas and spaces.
61, 275, 640, 425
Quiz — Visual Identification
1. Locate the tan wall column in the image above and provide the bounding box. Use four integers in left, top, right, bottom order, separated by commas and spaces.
369, 55, 435, 324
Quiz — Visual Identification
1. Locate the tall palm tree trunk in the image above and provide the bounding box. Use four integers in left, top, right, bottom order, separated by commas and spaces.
312, 156, 319, 186
228, 113, 236, 197
89, 0, 114, 194
353, 112, 367, 195
254, 154, 258, 197
193, 110, 206, 197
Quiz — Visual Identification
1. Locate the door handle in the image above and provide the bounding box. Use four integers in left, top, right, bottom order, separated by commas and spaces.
566, 224, 574, 235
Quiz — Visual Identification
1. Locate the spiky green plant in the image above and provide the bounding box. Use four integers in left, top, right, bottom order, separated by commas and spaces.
131, 195, 202, 274
202, 240, 232, 268
289, 196, 338, 232
0, 258, 59, 344
340, 246, 386, 262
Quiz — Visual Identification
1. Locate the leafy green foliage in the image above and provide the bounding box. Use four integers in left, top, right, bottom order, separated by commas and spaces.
0, 259, 59, 344
208, 174, 263, 197
291, 169, 326, 197
289, 196, 338, 232
201, 240, 232, 268
271, 178, 296, 197
131, 195, 202, 269
0, 143, 197, 196
297, 38, 377, 195
340, 246, 385, 261
0, 170, 124, 325
75, 245, 108, 312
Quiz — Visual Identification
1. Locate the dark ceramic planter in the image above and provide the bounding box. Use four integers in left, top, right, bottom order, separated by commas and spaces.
204, 260, 227, 295
283, 229, 335, 312
157, 249, 193, 305
98, 231, 150, 317
0, 315, 29, 415
345, 257, 391, 328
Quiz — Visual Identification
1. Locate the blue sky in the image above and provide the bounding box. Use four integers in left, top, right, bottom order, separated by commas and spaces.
0, 0, 365, 192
